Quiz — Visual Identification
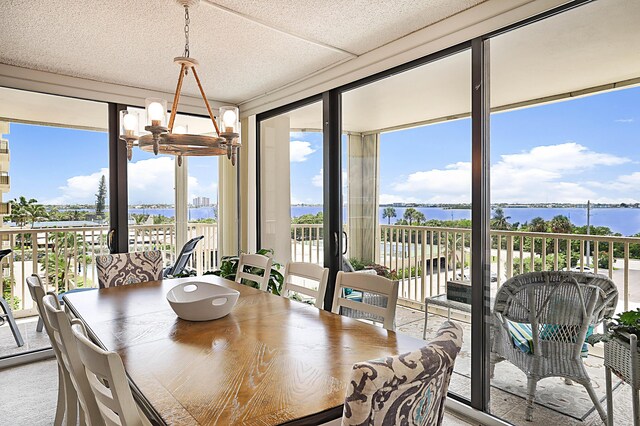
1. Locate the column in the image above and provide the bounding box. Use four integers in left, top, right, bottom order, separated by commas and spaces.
260, 115, 291, 265
347, 132, 380, 264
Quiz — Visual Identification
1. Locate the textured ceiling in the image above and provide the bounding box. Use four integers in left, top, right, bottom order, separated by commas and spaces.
210, 0, 485, 56
0, 0, 486, 105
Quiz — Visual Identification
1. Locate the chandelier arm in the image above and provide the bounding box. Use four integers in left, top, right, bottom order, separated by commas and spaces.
191, 66, 221, 137
168, 63, 187, 132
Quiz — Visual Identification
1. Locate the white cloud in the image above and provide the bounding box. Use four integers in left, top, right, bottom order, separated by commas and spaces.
390, 143, 630, 204
615, 118, 635, 123
290, 141, 316, 162
47, 156, 219, 205
379, 193, 420, 204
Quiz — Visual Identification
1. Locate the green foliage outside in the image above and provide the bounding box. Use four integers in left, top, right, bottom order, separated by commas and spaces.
95, 175, 107, 219
39, 232, 91, 293
2, 277, 20, 310
9, 196, 48, 227
208, 248, 284, 295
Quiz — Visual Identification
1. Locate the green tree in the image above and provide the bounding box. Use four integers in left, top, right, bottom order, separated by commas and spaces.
25, 202, 48, 228
95, 175, 107, 219
9, 196, 37, 227
403, 208, 425, 226
382, 207, 397, 225
39, 232, 90, 292
529, 217, 547, 233
131, 213, 150, 225
549, 215, 572, 234
491, 207, 511, 230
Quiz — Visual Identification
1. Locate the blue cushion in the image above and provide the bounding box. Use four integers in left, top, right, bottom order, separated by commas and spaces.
507, 321, 592, 357
58, 287, 97, 303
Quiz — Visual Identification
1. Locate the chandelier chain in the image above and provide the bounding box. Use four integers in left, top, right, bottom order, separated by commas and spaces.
184, 6, 190, 58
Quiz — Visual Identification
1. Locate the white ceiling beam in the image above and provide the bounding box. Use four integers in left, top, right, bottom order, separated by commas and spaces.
238, 0, 568, 117
201, 1, 358, 58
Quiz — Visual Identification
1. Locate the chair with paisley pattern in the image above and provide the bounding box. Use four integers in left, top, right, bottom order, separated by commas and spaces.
341, 321, 463, 426
95, 251, 163, 289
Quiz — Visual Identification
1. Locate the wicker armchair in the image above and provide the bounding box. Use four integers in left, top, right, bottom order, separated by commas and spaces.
490, 271, 618, 423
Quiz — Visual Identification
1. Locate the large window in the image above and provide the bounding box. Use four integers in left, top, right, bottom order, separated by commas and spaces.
488, 0, 640, 424
341, 49, 473, 399
0, 87, 108, 359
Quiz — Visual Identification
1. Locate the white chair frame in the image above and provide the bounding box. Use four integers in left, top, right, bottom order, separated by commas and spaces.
43, 295, 105, 426
71, 322, 152, 426
332, 271, 399, 331
26, 274, 74, 426
282, 262, 329, 308
236, 253, 272, 292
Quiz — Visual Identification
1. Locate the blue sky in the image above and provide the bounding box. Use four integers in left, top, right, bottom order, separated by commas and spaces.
3, 123, 218, 205
290, 86, 639, 205
1, 86, 638, 207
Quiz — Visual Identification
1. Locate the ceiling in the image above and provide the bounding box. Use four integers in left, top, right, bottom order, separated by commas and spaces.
283, 0, 640, 133
0, 0, 486, 106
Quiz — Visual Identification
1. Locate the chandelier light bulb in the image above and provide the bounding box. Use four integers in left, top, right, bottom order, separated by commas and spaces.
222, 109, 237, 133
148, 102, 166, 126
123, 113, 138, 133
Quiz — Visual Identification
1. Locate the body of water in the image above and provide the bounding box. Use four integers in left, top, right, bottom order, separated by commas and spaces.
290, 205, 640, 236
127, 207, 216, 221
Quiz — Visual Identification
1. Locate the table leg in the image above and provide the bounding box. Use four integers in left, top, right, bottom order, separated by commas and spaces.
447, 308, 451, 321
605, 366, 613, 426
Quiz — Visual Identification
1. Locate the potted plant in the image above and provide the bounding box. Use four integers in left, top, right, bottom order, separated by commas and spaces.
205, 248, 284, 295
589, 308, 640, 389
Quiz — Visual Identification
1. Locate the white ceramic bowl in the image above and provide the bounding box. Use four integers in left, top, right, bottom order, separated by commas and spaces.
166, 282, 240, 321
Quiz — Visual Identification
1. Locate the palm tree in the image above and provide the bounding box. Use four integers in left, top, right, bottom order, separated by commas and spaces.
382, 207, 397, 224
25, 203, 48, 228
529, 217, 547, 233
9, 196, 37, 227
549, 215, 572, 234
491, 207, 511, 230
403, 208, 425, 226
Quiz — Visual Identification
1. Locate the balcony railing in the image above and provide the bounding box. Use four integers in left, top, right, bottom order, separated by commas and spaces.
2, 222, 217, 317
291, 223, 637, 312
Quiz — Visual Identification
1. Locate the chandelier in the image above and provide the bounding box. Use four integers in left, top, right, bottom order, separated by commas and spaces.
118, 0, 240, 166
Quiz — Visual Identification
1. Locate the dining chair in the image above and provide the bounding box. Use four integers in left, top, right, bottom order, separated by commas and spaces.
332, 271, 399, 331
236, 253, 272, 292
96, 251, 163, 288
341, 321, 464, 426
490, 271, 618, 423
282, 261, 329, 308
43, 294, 105, 426
26, 274, 75, 426
71, 321, 152, 426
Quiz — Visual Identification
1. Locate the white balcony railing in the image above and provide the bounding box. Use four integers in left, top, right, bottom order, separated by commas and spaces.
2, 222, 217, 317
291, 223, 637, 313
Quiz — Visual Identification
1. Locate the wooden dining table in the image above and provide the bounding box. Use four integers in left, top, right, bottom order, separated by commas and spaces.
63, 275, 428, 425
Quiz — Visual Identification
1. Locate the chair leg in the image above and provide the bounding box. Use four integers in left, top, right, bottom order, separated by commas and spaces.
54, 365, 65, 426
0, 297, 24, 347
525, 376, 538, 422
36, 316, 44, 332
605, 367, 614, 426
582, 380, 607, 424
423, 302, 429, 340
63, 374, 78, 426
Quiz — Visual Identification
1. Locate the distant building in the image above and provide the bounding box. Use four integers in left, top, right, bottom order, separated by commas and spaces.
193, 196, 211, 208
0, 122, 11, 227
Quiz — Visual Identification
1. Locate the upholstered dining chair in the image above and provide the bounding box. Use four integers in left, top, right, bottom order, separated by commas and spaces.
235, 253, 272, 292
26, 274, 75, 426
332, 271, 399, 331
71, 322, 152, 426
282, 261, 329, 308
43, 295, 105, 426
490, 271, 618, 423
95, 251, 163, 288
341, 321, 463, 426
